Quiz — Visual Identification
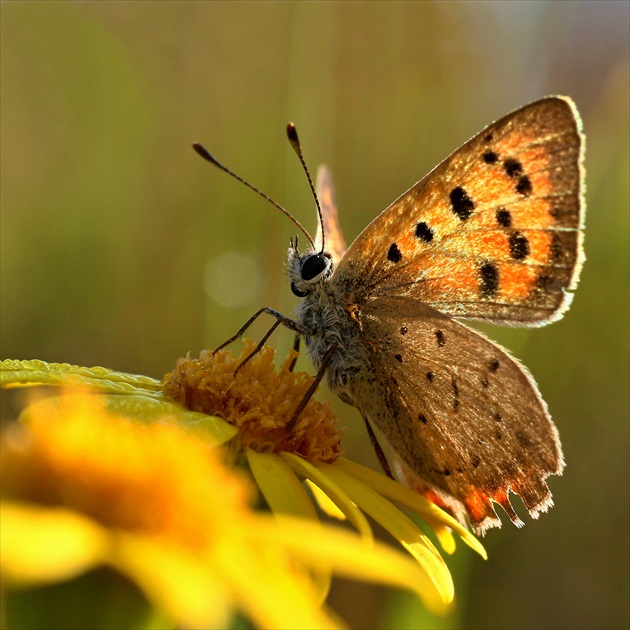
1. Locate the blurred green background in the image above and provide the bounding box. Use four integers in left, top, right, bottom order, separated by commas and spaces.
2, 2, 628, 629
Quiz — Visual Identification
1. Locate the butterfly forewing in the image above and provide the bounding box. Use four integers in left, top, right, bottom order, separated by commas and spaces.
332, 96, 584, 325
315, 165, 347, 265
351, 296, 563, 533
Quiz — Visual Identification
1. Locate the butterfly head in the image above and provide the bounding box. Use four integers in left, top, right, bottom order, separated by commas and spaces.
288, 236, 333, 298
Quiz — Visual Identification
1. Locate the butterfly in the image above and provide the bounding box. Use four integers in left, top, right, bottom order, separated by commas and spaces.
195, 96, 585, 534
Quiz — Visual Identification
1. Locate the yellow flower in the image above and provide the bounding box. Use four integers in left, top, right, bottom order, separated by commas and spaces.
162, 341, 486, 603
0, 387, 452, 629
1, 344, 486, 627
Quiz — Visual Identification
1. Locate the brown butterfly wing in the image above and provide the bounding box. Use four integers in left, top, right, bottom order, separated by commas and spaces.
348, 296, 563, 534
315, 164, 347, 265
332, 96, 585, 325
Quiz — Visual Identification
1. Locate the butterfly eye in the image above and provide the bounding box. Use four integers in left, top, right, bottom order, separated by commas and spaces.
300, 254, 328, 281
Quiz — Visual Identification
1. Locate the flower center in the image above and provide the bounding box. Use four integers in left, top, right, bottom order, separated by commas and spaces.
162, 340, 343, 464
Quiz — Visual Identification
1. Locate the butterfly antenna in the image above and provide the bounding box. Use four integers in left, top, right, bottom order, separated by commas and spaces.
192, 141, 315, 248
286, 123, 326, 254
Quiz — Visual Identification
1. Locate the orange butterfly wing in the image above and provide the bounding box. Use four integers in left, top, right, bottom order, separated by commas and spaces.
315, 164, 347, 265
332, 96, 585, 325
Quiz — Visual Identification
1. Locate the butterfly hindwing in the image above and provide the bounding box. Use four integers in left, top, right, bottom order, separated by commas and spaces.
332, 96, 585, 325
350, 296, 563, 533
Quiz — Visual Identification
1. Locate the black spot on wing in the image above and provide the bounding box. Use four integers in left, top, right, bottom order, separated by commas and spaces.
496, 207, 512, 227
483, 150, 498, 164
449, 186, 475, 220
516, 175, 532, 196
451, 378, 460, 412
394, 353, 403, 363
400, 325, 408, 335
415, 221, 434, 243
387, 243, 402, 263
435, 330, 446, 347
426, 371, 434, 382
509, 231, 530, 260
479, 262, 499, 298
433, 466, 451, 476
502, 156, 533, 196
503, 158, 523, 178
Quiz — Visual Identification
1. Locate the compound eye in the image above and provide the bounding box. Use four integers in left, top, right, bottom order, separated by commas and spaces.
301, 254, 327, 281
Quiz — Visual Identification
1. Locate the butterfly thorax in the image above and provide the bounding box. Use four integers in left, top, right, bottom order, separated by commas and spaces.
288, 244, 369, 394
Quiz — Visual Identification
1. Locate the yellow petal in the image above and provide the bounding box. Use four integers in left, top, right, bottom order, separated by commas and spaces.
0, 502, 108, 585
320, 462, 454, 608
281, 452, 373, 542
431, 524, 457, 555
250, 514, 452, 615
245, 449, 333, 603
101, 394, 238, 444
216, 537, 344, 630
0, 359, 162, 394
336, 457, 487, 559
305, 479, 348, 520
246, 449, 317, 519
111, 533, 230, 630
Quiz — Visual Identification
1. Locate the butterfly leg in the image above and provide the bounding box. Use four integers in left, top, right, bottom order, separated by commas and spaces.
288, 335, 301, 372
362, 415, 394, 479
285, 342, 338, 433
235, 319, 284, 374
212, 306, 309, 354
